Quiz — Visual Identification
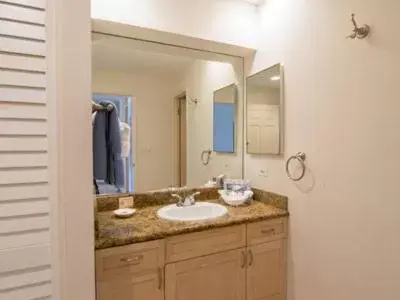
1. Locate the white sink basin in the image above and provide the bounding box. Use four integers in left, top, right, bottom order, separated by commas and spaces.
157, 202, 228, 222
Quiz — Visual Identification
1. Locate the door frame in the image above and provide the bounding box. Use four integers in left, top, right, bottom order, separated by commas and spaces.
175, 92, 187, 187
91, 93, 136, 193
49, 12, 254, 300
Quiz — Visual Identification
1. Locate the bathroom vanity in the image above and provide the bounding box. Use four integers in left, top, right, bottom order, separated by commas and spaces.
95, 188, 288, 300
91, 24, 289, 300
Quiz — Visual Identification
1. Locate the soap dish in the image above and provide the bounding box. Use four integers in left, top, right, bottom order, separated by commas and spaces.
114, 208, 136, 218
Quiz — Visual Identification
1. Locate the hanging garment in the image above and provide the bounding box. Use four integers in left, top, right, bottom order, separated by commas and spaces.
93, 178, 99, 194
92, 111, 97, 124
120, 121, 131, 158
92, 111, 99, 194
93, 102, 124, 188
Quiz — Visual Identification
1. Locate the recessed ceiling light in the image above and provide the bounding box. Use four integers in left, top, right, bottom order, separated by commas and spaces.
270, 76, 280, 81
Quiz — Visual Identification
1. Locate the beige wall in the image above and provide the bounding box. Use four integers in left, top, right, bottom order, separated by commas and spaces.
91, 0, 258, 48
186, 60, 243, 186
92, 69, 181, 192
247, 86, 280, 106
47, 0, 95, 299
246, 0, 400, 299
214, 84, 236, 104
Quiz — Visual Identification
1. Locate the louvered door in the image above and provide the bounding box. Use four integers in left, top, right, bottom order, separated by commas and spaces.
0, 1, 52, 299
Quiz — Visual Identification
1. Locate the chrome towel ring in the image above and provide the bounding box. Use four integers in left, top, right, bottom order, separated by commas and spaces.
285, 152, 306, 181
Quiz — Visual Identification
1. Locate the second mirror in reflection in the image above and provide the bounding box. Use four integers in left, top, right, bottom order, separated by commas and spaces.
246, 63, 283, 155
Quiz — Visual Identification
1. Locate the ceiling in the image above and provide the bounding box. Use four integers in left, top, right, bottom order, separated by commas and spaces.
92, 37, 195, 77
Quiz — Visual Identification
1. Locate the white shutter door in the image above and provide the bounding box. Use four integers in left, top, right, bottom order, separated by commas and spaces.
0, 1, 51, 300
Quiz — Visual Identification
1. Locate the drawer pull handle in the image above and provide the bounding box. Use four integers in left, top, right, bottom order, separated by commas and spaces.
120, 254, 143, 263
241, 251, 246, 268
120, 258, 133, 263
248, 249, 254, 266
261, 228, 275, 235
158, 267, 163, 290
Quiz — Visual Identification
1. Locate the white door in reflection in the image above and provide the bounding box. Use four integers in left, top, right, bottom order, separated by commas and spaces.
247, 104, 279, 154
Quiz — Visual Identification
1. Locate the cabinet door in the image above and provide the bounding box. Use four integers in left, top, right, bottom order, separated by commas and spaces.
247, 239, 286, 300
97, 270, 163, 300
165, 248, 246, 300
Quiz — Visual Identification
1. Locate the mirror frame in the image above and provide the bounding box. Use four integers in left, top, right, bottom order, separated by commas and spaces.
246, 63, 284, 155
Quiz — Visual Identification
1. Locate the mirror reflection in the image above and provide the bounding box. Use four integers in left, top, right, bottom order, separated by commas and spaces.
246, 63, 283, 155
91, 35, 244, 194
213, 84, 237, 153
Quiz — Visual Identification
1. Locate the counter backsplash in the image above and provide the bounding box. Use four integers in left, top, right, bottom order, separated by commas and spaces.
96, 187, 288, 212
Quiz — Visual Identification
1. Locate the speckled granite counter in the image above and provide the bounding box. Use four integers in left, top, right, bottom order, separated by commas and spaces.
95, 188, 288, 250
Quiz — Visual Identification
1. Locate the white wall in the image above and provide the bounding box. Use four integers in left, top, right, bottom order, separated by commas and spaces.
91, 0, 259, 48
93, 70, 181, 192
246, 0, 400, 299
186, 60, 243, 186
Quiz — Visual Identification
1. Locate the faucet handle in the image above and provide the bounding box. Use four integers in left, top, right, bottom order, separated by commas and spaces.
191, 191, 200, 197
180, 192, 200, 207
171, 193, 184, 206
171, 193, 182, 199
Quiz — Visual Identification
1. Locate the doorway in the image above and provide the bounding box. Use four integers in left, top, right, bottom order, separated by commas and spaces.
92, 93, 134, 193
176, 93, 187, 187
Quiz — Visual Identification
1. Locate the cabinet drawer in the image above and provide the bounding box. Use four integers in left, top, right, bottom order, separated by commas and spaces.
165, 225, 246, 263
247, 218, 287, 245
96, 240, 164, 280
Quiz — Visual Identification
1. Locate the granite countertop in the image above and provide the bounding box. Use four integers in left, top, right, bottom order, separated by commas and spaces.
95, 198, 289, 250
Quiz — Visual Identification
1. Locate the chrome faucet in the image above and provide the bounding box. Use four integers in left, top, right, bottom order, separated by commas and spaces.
172, 192, 200, 207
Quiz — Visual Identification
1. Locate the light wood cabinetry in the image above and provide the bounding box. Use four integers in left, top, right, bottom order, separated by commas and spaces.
97, 271, 163, 300
247, 218, 287, 246
247, 240, 286, 300
165, 248, 246, 300
96, 240, 164, 300
165, 224, 246, 263
95, 218, 287, 300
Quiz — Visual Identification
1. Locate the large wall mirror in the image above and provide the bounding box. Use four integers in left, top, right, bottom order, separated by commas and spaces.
91, 30, 245, 194
246, 63, 283, 155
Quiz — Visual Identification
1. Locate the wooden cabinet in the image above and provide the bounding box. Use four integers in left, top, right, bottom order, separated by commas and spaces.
247, 239, 286, 300
97, 270, 163, 300
165, 248, 246, 300
95, 218, 287, 300
95, 240, 164, 300
165, 225, 246, 263
247, 218, 287, 246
